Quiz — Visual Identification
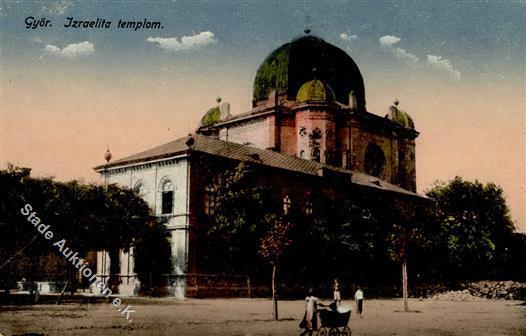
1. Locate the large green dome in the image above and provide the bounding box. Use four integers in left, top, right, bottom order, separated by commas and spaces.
253, 35, 365, 110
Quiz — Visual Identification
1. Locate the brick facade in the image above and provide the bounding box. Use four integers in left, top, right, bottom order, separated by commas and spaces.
205, 99, 418, 191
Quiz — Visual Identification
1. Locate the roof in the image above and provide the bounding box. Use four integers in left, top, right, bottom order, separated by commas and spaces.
95, 135, 426, 199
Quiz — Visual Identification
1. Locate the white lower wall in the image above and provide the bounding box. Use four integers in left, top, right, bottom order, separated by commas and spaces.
96, 155, 191, 297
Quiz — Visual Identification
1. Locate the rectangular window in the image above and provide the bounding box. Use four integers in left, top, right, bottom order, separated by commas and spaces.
204, 187, 217, 215
162, 190, 173, 214
283, 195, 291, 215
305, 200, 313, 216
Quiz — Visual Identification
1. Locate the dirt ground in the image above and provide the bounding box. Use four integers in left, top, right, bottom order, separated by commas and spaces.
0, 298, 525, 336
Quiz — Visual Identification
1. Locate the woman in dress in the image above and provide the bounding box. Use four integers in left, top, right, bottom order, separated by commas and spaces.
300, 287, 319, 336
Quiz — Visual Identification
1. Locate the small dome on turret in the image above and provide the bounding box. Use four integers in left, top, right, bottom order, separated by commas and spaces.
199, 98, 231, 128
296, 79, 335, 103
200, 106, 221, 127
387, 99, 415, 129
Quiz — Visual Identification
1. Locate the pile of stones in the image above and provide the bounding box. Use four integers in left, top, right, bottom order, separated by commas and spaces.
431, 280, 526, 301
431, 289, 485, 301
462, 280, 526, 300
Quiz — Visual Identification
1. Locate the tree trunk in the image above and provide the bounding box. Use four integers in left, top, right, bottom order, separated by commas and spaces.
272, 263, 278, 320
402, 258, 408, 312
247, 274, 252, 298
149, 271, 152, 298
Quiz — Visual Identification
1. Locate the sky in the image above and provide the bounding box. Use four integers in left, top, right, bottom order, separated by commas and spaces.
1, 1, 525, 232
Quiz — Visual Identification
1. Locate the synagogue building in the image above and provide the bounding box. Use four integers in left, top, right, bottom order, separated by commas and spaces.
94, 33, 422, 297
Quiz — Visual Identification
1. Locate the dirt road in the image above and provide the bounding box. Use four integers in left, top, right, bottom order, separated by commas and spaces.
1, 298, 525, 335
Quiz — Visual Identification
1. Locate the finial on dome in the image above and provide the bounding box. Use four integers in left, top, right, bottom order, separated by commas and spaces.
312, 67, 318, 79
216, 96, 222, 104
304, 14, 312, 35
394, 98, 400, 106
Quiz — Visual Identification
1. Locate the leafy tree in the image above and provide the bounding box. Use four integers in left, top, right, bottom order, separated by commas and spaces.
258, 216, 291, 319
426, 177, 515, 279
207, 162, 279, 273
0, 167, 60, 290
506, 233, 526, 279
325, 196, 389, 283
133, 218, 173, 296
81, 184, 150, 292
300, 193, 398, 289
207, 162, 297, 315
386, 200, 430, 311
0, 166, 151, 294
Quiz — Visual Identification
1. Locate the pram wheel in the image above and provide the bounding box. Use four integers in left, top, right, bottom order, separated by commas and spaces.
341, 326, 352, 336
317, 327, 329, 336
328, 328, 339, 336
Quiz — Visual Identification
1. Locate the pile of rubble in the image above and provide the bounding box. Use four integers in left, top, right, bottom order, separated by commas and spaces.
431, 280, 526, 301
462, 280, 526, 300
431, 289, 485, 301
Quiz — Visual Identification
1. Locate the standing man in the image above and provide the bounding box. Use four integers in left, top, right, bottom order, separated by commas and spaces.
354, 287, 364, 318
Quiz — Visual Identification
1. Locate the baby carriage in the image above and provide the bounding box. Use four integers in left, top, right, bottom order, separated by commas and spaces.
316, 306, 352, 336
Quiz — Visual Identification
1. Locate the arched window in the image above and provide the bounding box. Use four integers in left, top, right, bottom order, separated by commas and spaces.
204, 186, 217, 215
133, 181, 147, 198
364, 144, 386, 178
299, 150, 305, 159
161, 180, 174, 214
283, 195, 291, 215
312, 148, 321, 162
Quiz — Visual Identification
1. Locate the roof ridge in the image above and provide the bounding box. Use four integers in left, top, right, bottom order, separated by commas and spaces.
95, 134, 425, 199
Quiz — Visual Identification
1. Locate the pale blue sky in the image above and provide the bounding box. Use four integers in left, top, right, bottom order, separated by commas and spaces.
2, 1, 524, 81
